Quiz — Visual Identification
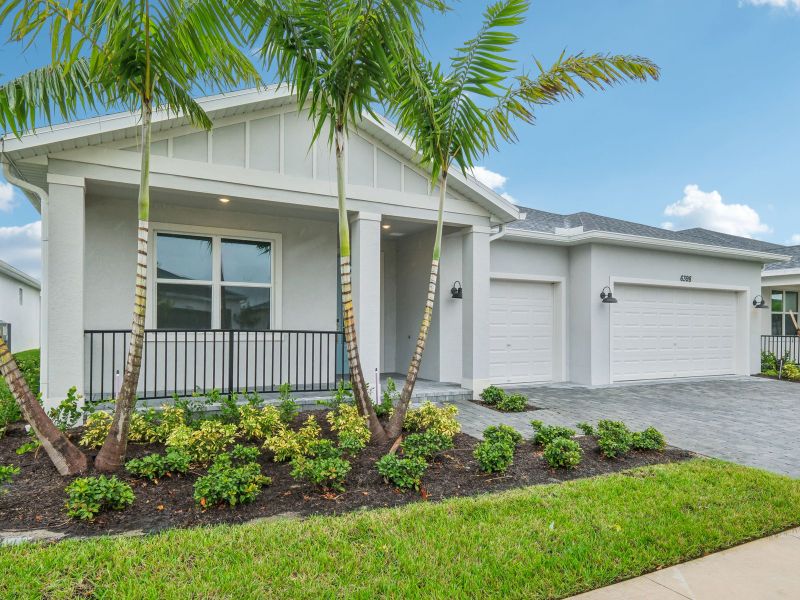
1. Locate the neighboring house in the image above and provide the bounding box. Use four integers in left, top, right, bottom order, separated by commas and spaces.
0, 87, 791, 409
0, 259, 41, 352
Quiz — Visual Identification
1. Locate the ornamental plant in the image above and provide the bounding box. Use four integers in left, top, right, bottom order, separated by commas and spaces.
65, 476, 135, 520
277, 383, 300, 424
401, 430, 454, 461
0, 464, 20, 491
291, 441, 351, 492
193, 452, 271, 508
543, 438, 583, 469
483, 425, 522, 447
479, 385, 505, 406
128, 411, 160, 444
263, 415, 321, 462
530, 421, 576, 447
474, 438, 515, 473
327, 404, 370, 453
238, 405, 283, 440
595, 420, 633, 459
125, 449, 191, 481
403, 402, 460, 440
376, 454, 428, 491
154, 405, 188, 442
79, 411, 113, 448
496, 393, 527, 412
166, 421, 237, 466
631, 426, 666, 451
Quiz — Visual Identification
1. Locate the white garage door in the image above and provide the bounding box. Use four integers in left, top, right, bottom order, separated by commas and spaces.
612, 284, 738, 381
489, 279, 554, 384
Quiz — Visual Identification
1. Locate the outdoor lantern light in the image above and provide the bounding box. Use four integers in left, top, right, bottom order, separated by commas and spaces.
753, 295, 768, 309
451, 281, 463, 299
600, 286, 618, 304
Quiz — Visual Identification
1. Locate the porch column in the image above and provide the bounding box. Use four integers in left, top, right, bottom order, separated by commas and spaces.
462, 225, 491, 396
42, 174, 85, 410
350, 212, 382, 396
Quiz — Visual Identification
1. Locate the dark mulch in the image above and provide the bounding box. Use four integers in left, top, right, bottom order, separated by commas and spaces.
468, 399, 542, 413
0, 413, 694, 538
753, 374, 799, 384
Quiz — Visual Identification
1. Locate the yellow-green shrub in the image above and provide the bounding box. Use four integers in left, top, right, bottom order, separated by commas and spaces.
403, 402, 460, 440
783, 362, 800, 381
153, 406, 186, 442
239, 405, 283, 440
79, 411, 113, 448
128, 412, 159, 443
166, 421, 236, 466
326, 404, 370, 452
263, 414, 321, 462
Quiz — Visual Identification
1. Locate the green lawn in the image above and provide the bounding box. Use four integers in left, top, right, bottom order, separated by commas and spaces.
2, 459, 799, 599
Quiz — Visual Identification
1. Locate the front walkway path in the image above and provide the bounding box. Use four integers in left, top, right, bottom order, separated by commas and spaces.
570, 527, 800, 599
453, 377, 800, 477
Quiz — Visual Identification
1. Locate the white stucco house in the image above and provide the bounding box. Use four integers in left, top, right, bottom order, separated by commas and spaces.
0, 87, 792, 409
0, 259, 41, 353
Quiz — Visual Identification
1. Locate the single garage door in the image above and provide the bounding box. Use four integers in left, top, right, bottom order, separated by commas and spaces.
612, 284, 738, 381
489, 279, 554, 384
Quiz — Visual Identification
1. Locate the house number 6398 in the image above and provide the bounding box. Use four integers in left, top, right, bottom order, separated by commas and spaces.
680, 275, 692, 282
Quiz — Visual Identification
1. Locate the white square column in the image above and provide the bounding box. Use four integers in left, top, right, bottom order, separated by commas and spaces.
42, 174, 86, 410
350, 212, 382, 395
462, 225, 491, 396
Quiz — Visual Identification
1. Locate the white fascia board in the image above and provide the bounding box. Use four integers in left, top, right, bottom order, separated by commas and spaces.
0, 260, 41, 290
503, 228, 791, 263
761, 269, 800, 278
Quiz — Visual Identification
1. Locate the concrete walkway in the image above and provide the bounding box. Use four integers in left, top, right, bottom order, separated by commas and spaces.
453, 376, 800, 477
571, 527, 800, 599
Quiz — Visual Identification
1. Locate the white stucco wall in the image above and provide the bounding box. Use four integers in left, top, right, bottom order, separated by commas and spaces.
0, 272, 40, 352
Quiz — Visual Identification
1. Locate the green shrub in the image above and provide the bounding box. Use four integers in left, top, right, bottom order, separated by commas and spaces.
128, 411, 160, 443
166, 421, 237, 466
783, 362, 800, 381
229, 443, 261, 463
761, 351, 779, 373
404, 402, 460, 439
16, 431, 41, 455
238, 405, 283, 440
263, 415, 321, 462
483, 424, 522, 446
479, 385, 505, 406
0, 464, 20, 490
496, 393, 527, 412
631, 426, 666, 451
0, 349, 39, 437
65, 476, 134, 520
596, 420, 633, 458
474, 438, 515, 473
125, 449, 191, 481
327, 404, 370, 453
530, 420, 575, 447
154, 405, 187, 442
79, 411, 113, 448
543, 438, 583, 469
48, 387, 92, 431
319, 380, 355, 411
401, 430, 454, 460
291, 443, 350, 492
376, 378, 397, 418
576, 422, 596, 436
277, 383, 300, 424
193, 453, 271, 508
376, 454, 428, 490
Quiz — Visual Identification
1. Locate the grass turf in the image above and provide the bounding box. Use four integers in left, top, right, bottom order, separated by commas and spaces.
2, 459, 799, 599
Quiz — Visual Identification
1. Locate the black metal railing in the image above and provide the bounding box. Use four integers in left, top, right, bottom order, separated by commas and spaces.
761, 335, 800, 365
0, 322, 10, 348
84, 329, 348, 402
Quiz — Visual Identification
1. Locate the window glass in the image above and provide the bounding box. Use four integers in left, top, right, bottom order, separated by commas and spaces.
221, 286, 270, 330
156, 234, 212, 280
157, 284, 212, 329
786, 291, 798, 313
772, 314, 784, 335
772, 290, 784, 313
787, 315, 798, 335
221, 239, 271, 283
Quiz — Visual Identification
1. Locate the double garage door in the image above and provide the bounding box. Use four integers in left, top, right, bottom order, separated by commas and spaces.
489, 280, 739, 384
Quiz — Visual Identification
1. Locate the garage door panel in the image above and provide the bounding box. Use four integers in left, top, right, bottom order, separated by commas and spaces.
612, 284, 737, 381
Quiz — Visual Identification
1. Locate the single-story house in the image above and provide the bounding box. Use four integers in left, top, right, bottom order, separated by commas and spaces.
0, 259, 41, 353
0, 87, 791, 409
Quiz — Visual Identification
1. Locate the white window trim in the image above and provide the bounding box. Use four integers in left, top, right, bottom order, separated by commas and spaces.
146, 222, 282, 330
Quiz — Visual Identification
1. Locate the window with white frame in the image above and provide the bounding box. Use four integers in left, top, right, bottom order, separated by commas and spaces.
771, 290, 799, 335
155, 232, 273, 330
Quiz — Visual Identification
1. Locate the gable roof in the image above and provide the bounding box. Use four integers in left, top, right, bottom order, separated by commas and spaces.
763, 246, 800, 273
1, 86, 520, 222
0, 260, 40, 290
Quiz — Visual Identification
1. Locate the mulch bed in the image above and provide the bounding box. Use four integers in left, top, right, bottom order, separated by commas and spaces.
468, 399, 542, 413
0, 413, 694, 538
753, 374, 800, 384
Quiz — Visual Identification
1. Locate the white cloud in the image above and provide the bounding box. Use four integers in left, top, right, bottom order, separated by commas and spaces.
663, 184, 770, 238
0, 181, 17, 213
468, 166, 518, 204
741, 0, 800, 9
501, 192, 517, 204
789, 234, 800, 245
0, 221, 42, 279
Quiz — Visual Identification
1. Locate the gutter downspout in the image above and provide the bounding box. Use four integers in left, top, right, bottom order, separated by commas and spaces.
489, 223, 506, 242
2, 153, 50, 403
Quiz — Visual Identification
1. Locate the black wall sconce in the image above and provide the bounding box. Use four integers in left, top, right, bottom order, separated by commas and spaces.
451, 281, 463, 299
753, 295, 768, 309
600, 286, 618, 304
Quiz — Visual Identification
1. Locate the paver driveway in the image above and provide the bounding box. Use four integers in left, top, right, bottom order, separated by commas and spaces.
454, 377, 800, 478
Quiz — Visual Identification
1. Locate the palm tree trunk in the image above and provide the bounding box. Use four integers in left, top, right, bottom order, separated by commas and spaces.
335, 125, 387, 444
0, 335, 88, 475
95, 101, 152, 472
386, 173, 447, 438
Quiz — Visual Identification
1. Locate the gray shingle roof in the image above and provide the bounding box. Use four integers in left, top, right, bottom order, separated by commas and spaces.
764, 246, 800, 272
508, 207, 791, 263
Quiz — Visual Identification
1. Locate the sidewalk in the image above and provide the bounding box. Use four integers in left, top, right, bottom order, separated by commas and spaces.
572, 527, 800, 599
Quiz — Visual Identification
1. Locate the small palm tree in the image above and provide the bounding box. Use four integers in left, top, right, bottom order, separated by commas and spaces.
247, 0, 443, 443
384, 0, 660, 437
1, 0, 260, 472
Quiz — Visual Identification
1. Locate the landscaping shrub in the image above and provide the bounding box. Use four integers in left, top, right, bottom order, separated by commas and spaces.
128, 411, 160, 443
631, 426, 666, 451
0, 349, 39, 437
375, 454, 428, 490
0, 464, 20, 491
166, 421, 237, 466
238, 405, 283, 440
783, 362, 800, 381
263, 415, 321, 462
48, 387, 92, 431
65, 476, 134, 520
403, 402, 460, 439
530, 420, 575, 447
193, 452, 271, 508
576, 422, 596, 436
761, 351, 779, 374
474, 437, 515, 473
229, 443, 261, 463
376, 378, 397, 418
496, 392, 527, 412
479, 385, 505, 406
543, 438, 583, 469
79, 411, 113, 448
277, 383, 300, 424
327, 404, 370, 453
596, 420, 633, 458
483, 424, 522, 446
291, 441, 351, 492
401, 430, 454, 460
16, 433, 40, 455
319, 379, 355, 411
125, 449, 191, 481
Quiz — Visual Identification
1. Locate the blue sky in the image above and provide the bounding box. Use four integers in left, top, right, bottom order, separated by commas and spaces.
2, 0, 800, 278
